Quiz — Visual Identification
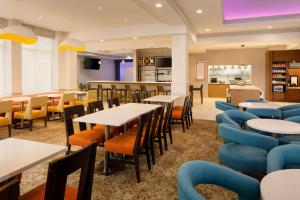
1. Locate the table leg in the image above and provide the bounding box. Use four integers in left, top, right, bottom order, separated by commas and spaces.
103, 125, 110, 175
20, 102, 25, 128
51, 98, 55, 119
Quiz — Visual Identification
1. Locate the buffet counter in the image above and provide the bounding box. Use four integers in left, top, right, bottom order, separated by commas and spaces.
229, 85, 261, 105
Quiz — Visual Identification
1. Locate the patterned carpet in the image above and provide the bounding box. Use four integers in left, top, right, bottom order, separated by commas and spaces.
0, 119, 237, 200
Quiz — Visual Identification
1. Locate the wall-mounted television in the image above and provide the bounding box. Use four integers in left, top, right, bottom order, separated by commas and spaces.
84, 57, 101, 70
155, 57, 172, 68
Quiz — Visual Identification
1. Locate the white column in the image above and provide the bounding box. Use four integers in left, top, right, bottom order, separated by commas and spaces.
171, 34, 189, 97
132, 49, 138, 81
56, 32, 78, 90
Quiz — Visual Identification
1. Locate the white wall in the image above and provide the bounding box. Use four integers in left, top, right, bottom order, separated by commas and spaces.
120, 62, 133, 81
189, 48, 266, 96
77, 56, 115, 83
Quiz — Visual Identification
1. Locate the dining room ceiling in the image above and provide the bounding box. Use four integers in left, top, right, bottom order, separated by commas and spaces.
0, 0, 299, 52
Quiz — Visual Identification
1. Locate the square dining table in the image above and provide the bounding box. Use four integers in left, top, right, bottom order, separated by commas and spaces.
73, 103, 161, 174
143, 95, 181, 103
0, 138, 67, 182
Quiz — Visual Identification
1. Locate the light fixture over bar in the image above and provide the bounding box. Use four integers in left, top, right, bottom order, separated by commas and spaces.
0, 25, 38, 44
58, 38, 86, 52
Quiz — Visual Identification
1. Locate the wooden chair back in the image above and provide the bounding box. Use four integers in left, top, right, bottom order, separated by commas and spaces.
134, 112, 152, 156
0, 178, 20, 200
88, 100, 104, 114
163, 102, 173, 132
108, 97, 120, 108
44, 142, 97, 200
132, 93, 141, 103
64, 105, 87, 139
151, 106, 164, 139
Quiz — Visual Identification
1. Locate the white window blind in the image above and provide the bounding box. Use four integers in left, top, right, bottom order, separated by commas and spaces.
22, 36, 54, 93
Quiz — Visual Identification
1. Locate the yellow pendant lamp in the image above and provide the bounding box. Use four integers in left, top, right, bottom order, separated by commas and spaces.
0, 25, 38, 44
58, 38, 86, 52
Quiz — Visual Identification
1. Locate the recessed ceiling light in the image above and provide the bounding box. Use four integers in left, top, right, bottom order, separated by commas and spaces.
155, 3, 162, 8
196, 9, 203, 14
267, 25, 273, 29
38, 16, 42, 20
99, 39, 104, 42
124, 18, 128, 22
98, 6, 103, 10
205, 28, 211, 32
133, 36, 138, 40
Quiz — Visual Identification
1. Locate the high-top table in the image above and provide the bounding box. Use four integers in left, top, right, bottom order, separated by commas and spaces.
261, 169, 300, 200
73, 103, 161, 174
143, 95, 181, 103
0, 138, 66, 182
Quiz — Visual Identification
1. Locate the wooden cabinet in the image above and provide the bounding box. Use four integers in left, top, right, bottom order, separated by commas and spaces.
286, 88, 300, 102
208, 84, 229, 98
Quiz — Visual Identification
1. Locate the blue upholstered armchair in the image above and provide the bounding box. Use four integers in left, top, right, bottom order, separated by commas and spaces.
245, 108, 282, 119
267, 144, 300, 173
218, 123, 278, 173
245, 98, 266, 103
215, 101, 238, 111
215, 101, 238, 124
222, 110, 258, 128
281, 108, 300, 119
278, 116, 300, 144
177, 160, 260, 200
279, 104, 300, 111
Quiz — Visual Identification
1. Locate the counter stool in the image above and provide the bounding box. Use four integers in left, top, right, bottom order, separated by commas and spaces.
111, 85, 126, 102
140, 85, 156, 98
157, 85, 164, 95
125, 85, 134, 102
101, 84, 112, 100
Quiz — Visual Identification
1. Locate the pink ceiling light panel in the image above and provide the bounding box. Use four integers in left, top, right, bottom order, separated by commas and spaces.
223, 0, 300, 21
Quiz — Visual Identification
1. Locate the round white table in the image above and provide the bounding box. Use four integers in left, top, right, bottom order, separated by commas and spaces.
238, 102, 280, 109
247, 119, 300, 135
261, 169, 300, 200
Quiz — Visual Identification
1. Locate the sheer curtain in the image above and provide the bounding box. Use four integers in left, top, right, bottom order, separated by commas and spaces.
22, 36, 55, 93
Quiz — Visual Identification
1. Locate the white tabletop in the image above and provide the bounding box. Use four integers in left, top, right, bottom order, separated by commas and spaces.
0, 138, 66, 182
229, 85, 261, 90
261, 169, 300, 200
65, 91, 87, 95
238, 102, 280, 109
247, 119, 300, 135
74, 103, 161, 127
38, 93, 62, 98
143, 95, 181, 103
2, 96, 30, 102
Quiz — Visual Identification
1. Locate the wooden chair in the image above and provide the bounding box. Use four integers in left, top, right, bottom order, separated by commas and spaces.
149, 106, 164, 165
14, 96, 48, 131
64, 105, 104, 154
132, 93, 141, 103
88, 101, 120, 138
189, 85, 194, 107
161, 102, 174, 150
157, 85, 165, 95
75, 90, 97, 107
101, 84, 112, 100
0, 178, 20, 200
172, 96, 189, 132
20, 142, 97, 200
187, 96, 193, 124
0, 100, 12, 137
108, 97, 120, 108
48, 93, 76, 121
140, 85, 156, 98
104, 112, 152, 182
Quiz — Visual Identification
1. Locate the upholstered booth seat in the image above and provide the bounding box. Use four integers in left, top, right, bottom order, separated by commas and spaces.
219, 143, 268, 173
68, 130, 105, 147
215, 101, 238, 111
267, 144, 300, 174
244, 98, 266, 103
20, 183, 77, 200
218, 123, 278, 174
14, 110, 46, 119
279, 104, 300, 111
177, 160, 260, 200
48, 104, 72, 112
281, 108, 300, 119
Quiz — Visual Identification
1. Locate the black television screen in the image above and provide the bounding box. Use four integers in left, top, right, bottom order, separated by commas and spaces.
84, 57, 101, 70
155, 57, 172, 68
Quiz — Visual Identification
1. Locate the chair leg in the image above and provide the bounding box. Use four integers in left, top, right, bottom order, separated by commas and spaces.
181, 119, 185, 132
163, 130, 168, 150
168, 127, 173, 144
158, 133, 163, 155
8, 125, 11, 137
66, 144, 71, 155
44, 117, 47, 127
145, 146, 151, 170
105, 152, 110, 176
29, 120, 33, 131
150, 140, 156, 165
134, 154, 141, 183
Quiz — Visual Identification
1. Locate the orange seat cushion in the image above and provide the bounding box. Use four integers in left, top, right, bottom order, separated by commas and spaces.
173, 106, 183, 111
92, 124, 119, 137
104, 134, 138, 155
172, 110, 183, 119
20, 183, 77, 200
48, 105, 72, 113
0, 117, 10, 126
68, 130, 104, 147
14, 110, 46, 120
